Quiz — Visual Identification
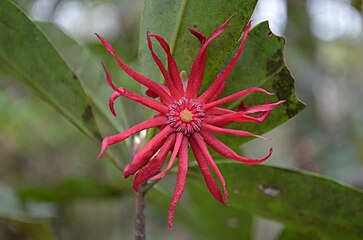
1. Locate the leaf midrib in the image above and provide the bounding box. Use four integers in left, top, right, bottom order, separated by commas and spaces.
169, 0, 188, 55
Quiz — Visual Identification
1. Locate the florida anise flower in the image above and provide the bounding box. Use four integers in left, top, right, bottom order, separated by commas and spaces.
96, 16, 284, 228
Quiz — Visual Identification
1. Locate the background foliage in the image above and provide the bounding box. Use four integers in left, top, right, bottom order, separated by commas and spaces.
0, 0, 363, 239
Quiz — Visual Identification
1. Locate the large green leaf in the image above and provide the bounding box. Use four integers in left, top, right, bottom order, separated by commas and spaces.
0, 0, 100, 142
208, 21, 305, 150
34, 22, 131, 167
186, 180, 253, 240
35, 22, 129, 137
138, 1, 304, 152
147, 179, 252, 239
139, 0, 258, 83
188, 162, 363, 240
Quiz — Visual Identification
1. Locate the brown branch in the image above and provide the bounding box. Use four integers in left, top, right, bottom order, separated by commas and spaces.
135, 185, 146, 240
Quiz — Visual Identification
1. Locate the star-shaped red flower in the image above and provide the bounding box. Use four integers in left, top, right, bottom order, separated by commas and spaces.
96, 16, 284, 228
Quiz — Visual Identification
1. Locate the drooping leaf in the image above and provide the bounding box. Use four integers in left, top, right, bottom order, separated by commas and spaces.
0, 0, 100, 142
35, 22, 129, 137
139, 0, 258, 83
188, 162, 363, 240
34, 22, 131, 167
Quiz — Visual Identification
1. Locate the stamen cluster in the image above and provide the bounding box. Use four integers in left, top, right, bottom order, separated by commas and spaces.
167, 98, 205, 136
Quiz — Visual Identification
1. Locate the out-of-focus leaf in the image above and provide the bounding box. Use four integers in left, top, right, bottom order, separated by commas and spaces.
139, 0, 258, 83
351, 0, 362, 12
17, 176, 127, 203
278, 229, 320, 240
0, 185, 55, 240
211, 21, 305, 150
188, 162, 363, 240
147, 179, 252, 239
186, 180, 253, 240
0, 0, 100, 142
0, 216, 55, 240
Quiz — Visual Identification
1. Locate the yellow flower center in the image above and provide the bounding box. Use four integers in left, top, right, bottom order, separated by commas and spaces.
180, 109, 193, 123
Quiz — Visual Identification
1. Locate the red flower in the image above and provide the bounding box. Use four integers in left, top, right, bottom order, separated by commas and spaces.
96, 16, 284, 228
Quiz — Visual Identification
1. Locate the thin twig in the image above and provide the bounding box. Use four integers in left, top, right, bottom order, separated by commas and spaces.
135, 185, 146, 240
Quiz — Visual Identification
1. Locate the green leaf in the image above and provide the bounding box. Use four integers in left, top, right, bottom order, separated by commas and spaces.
0, 216, 55, 240
0, 0, 100, 142
147, 180, 252, 239
35, 22, 129, 136
17, 176, 126, 203
211, 21, 305, 150
191, 163, 363, 240
34, 22, 131, 167
139, 0, 258, 83
278, 229, 321, 240
186, 180, 253, 240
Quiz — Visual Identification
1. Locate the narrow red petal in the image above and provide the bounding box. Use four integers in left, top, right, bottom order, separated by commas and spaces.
189, 28, 206, 44
201, 131, 272, 164
148, 34, 184, 95
205, 99, 284, 126
202, 123, 270, 141
186, 16, 233, 99
109, 91, 121, 116
146, 33, 180, 98
192, 133, 229, 205
132, 134, 176, 191
206, 107, 235, 115
150, 133, 184, 181
198, 21, 252, 103
209, 81, 226, 102
102, 63, 169, 113
97, 116, 167, 158
203, 88, 273, 110
168, 137, 189, 229
124, 126, 173, 178
96, 34, 173, 103
189, 138, 224, 204
241, 100, 285, 114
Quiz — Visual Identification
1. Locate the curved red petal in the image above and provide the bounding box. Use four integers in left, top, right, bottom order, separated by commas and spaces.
198, 21, 252, 103
201, 131, 272, 164
148, 34, 184, 95
189, 28, 206, 44
203, 88, 273, 110
191, 133, 229, 205
132, 134, 176, 191
102, 63, 169, 113
124, 126, 173, 178
202, 123, 270, 141
146, 33, 180, 98
189, 138, 224, 204
97, 116, 167, 158
186, 16, 233, 99
96, 34, 173, 103
150, 133, 184, 181
168, 137, 189, 229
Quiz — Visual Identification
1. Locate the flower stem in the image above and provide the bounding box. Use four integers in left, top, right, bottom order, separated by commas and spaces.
135, 185, 146, 240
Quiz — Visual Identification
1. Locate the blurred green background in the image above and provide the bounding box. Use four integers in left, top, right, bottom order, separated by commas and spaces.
0, 0, 363, 239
